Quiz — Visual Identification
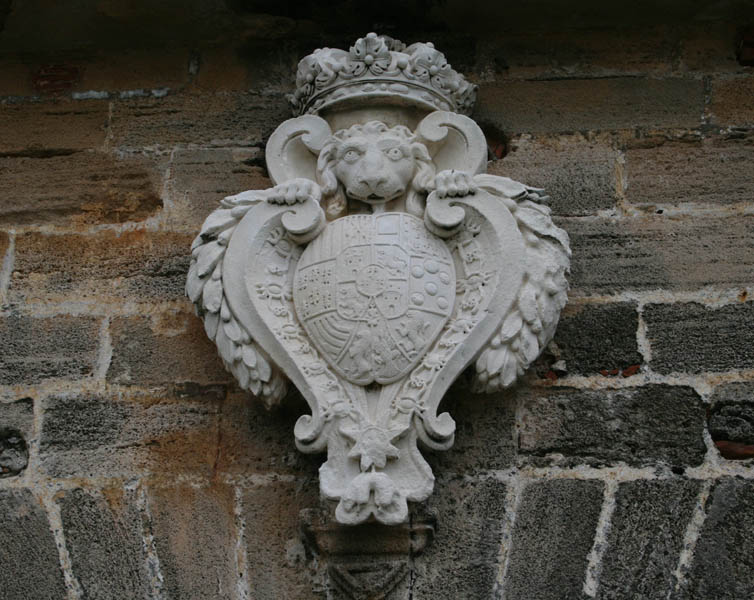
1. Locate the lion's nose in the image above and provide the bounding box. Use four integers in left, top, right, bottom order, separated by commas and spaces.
357, 151, 388, 190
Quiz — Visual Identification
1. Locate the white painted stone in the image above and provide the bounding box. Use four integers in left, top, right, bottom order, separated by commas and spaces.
186, 34, 571, 525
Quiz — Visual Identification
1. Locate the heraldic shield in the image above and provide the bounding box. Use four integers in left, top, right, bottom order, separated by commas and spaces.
186, 34, 571, 526
293, 213, 455, 386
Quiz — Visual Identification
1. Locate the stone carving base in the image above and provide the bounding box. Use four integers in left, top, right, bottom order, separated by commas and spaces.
301, 508, 435, 600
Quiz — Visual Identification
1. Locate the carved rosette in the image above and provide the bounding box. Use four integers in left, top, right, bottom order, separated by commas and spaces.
187, 34, 570, 525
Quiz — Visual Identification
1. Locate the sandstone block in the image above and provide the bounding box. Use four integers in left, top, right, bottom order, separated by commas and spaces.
0, 151, 163, 226
644, 302, 754, 374
241, 478, 321, 599
488, 133, 618, 216
0, 489, 67, 600
553, 302, 642, 376
10, 230, 193, 309
626, 134, 754, 208
678, 478, 754, 599
502, 479, 603, 600
147, 483, 237, 599
425, 389, 517, 474
566, 215, 754, 294
597, 479, 702, 599
709, 76, 754, 127
0, 99, 107, 155
476, 78, 703, 134
165, 147, 271, 231
109, 91, 290, 149
0, 314, 99, 385
107, 314, 231, 386
517, 385, 706, 468
58, 487, 150, 599
412, 477, 508, 598
39, 387, 221, 478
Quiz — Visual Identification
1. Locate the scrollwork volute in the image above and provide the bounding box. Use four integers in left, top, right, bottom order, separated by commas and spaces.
187, 34, 570, 525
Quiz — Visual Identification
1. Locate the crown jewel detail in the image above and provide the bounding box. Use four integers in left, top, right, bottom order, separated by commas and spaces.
289, 33, 477, 116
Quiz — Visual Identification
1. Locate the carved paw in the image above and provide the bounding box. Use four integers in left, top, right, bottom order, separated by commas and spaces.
267, 178, 322, 206
433, 170, 477, 198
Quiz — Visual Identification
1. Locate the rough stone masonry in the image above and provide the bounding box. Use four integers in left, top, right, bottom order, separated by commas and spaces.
1, 1, 753, 599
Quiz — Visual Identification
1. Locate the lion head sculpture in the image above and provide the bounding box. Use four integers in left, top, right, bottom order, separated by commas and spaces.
316, 121, 436, 219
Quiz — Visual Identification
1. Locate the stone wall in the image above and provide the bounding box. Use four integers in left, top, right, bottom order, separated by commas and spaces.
1, 1, 753, 598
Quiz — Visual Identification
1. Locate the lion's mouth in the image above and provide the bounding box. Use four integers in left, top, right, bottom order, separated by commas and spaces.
367, 194, 384, 201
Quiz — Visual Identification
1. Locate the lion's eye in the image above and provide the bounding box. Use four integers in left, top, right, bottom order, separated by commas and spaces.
385, 147, 403, 161
343, 149, 361, 163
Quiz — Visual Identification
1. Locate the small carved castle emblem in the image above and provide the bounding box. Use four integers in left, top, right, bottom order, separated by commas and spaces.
187, 34, 570, 525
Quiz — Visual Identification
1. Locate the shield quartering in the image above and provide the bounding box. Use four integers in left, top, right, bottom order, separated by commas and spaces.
293, 213, 456, 385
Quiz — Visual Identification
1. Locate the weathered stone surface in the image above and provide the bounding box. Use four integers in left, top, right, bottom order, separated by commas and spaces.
553, 302, 642, 375
425, 388, 516, 474
518, 385, 706, 467
0, 397, 33, 478
148, 483, 237, 599
412, 477, 508, 599
477, 78, 703, 134
216, 391, 323, 476
10, 230, 193, 308
566, 215, 754, 294
626, 134, 754, 208
165, 147, 271, 230
503, 479, 603, 600
644, 302, 754, 374
0, 314, 99, 384
241, 478, 321, 599
39, 386, 221, 478
75, 49, 190, 93
0, 489, 67, 600
0, 230, 9, 260
597, 479, 702, 600
0, 151, 163, 226
679, 478, 754, 599
58, 487, 150, 600
107, 313, 231, 386
109, 92, 289, 149
0, 99, 108, 155
489, 133, 618, 216
709, 76, 754, 126
708, 382, 754, 460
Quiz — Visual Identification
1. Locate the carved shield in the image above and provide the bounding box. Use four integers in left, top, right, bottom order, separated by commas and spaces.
293, 213, 455, 385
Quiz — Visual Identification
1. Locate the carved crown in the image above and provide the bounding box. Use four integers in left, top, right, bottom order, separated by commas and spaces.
289, 33, 477, 117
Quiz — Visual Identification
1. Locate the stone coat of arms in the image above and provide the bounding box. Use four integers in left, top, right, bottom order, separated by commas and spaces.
186, 33, 570, 525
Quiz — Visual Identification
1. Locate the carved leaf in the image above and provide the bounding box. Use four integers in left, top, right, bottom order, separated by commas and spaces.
471, 175, 571, 393
185, 195, 288, 406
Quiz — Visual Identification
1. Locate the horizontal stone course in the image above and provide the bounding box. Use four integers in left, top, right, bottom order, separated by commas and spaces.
517, 385, 707, 467
0, 150, 163, 226
0, 314, 99, 385
644, 302, 754, 374
109, 91, 290, 149
488, 133, 618, 216
625, 133, 754, 208
0, 489, 67, 600
10, 230, 193, 308
597, 479, 702, 600
476, 78, 704, 134
565, 215, 754, 294
0, 99, 108, 155
553, 302, 642, 376
39, 386, 221, 478
503, 479, 603, 600
107, 314, 231, 386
